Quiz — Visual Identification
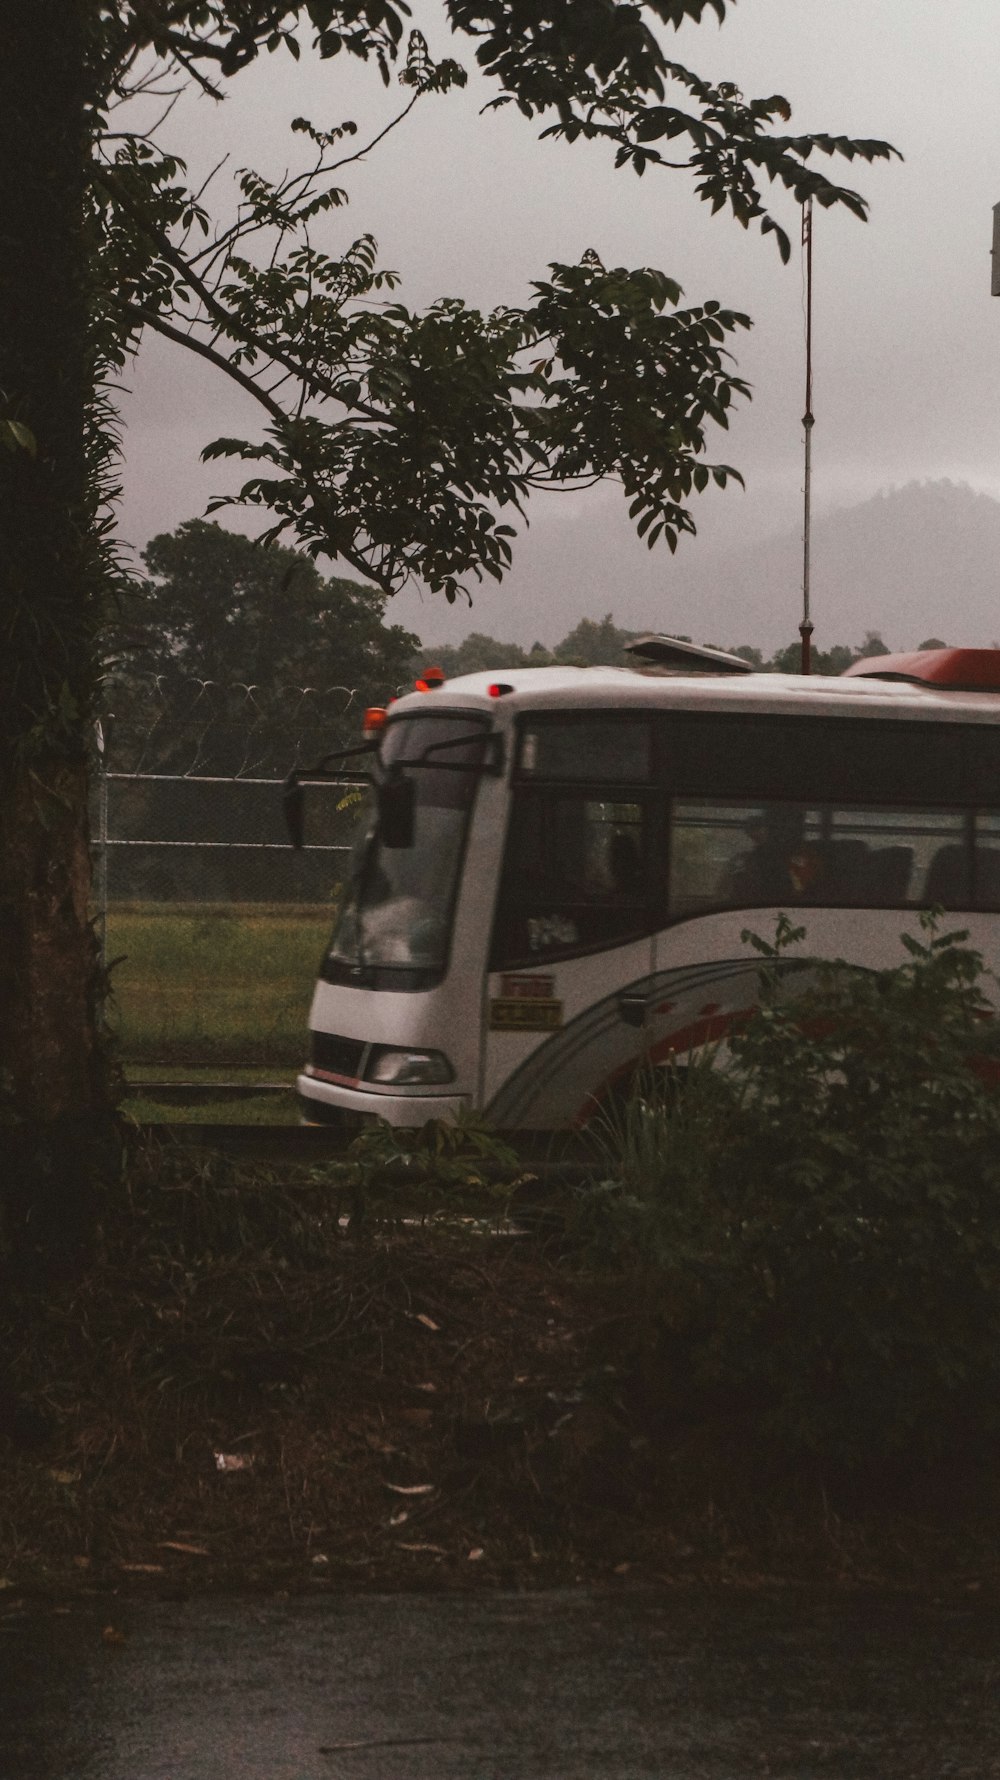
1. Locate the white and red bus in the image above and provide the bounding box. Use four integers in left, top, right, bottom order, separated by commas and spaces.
286, 643, 1000, 1130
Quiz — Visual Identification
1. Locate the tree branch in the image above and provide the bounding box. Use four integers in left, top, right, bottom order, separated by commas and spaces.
117, 301, 289, 424
323, 89, 422, 177
93, 163, 386, 422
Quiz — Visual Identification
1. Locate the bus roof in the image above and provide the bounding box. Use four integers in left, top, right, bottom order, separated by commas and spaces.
393, 663, 1000, 726
843, 648, 1000, 691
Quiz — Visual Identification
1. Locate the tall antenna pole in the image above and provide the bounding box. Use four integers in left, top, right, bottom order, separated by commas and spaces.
800, 197, 815, 674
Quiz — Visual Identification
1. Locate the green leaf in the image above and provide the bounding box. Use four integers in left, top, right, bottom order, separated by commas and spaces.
0, 417, 36, 456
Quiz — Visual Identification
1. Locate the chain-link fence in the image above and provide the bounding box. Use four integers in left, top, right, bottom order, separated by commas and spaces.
97, 671, 364, 778
94, 768, 359, 916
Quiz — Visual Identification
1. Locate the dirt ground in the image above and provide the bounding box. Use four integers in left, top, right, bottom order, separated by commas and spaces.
3, 1148, 1000, 1606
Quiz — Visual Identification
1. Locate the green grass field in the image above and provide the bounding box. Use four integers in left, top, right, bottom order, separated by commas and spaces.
106, 903, 333, 1075
125, 1086, 300, 1125
122, 1065, 299, 1125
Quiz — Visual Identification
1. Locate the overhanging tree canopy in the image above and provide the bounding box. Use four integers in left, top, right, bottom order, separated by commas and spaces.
89, 0, 897, 600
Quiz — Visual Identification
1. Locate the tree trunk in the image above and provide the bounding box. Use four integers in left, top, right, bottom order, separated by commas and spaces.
0, 2, 114, 1275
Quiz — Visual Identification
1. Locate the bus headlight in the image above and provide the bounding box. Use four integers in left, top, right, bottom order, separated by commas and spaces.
365, 1046, 455, 1086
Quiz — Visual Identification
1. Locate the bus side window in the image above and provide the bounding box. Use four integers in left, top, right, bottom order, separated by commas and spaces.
668, 803, 744, 912
668, 800, 970, 915
668, 803, 820, 913
852, 809, 965, 906
974, 816, 1000, 908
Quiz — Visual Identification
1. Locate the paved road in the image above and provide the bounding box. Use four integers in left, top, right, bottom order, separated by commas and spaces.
2, 1588, 999, 1779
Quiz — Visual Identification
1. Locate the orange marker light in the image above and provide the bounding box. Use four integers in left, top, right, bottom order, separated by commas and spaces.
363, 706, 388, 734
415, 664, 445, 692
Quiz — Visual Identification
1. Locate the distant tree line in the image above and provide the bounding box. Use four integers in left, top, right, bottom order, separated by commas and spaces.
415, 620, 950, 679
414, 614, 638, 676
104, 520, 418, 775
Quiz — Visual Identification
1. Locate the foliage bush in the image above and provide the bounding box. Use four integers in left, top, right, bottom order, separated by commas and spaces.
585, 916, 1000, 1470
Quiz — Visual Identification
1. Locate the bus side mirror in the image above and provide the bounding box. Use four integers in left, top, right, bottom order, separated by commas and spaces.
283, 776, 305, 850
379, 773, 415, 849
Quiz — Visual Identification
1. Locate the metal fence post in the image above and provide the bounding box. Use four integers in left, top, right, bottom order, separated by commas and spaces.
94, 718, 109, 973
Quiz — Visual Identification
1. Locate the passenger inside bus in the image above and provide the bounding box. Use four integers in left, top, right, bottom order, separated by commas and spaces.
607, 829, 642, 897
728, 806, 823, 904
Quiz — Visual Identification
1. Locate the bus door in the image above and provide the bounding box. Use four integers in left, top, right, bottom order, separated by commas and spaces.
640, 795, 790, 1070
482, 769, 660, 1129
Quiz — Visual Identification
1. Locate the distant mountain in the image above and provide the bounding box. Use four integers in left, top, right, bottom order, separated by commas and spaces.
399, 478, 1000, 657
669, 481, 1000, 654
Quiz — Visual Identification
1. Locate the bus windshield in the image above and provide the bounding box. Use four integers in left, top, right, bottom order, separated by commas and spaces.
321, 714, 488, 989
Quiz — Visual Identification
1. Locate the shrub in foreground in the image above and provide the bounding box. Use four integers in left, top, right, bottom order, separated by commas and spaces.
585, 917, 1000, 1470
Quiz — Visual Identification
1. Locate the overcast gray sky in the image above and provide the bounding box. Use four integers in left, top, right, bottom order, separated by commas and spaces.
117, 0, 1000, 651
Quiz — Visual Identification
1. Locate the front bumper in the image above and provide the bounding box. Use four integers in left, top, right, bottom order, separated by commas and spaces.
296, 1071, 470, 1128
